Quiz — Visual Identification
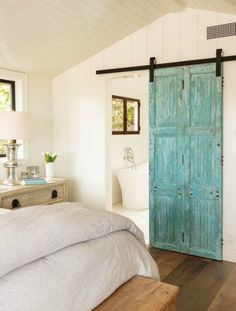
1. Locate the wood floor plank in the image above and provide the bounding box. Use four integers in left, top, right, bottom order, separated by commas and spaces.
150, 248, 187, 280
149, 249, 236, 311
177, 261, 232, 311
148, 247, 162, 261
208, 265, 236, 311
163, 256, 208, 287
165, 258, 234, 311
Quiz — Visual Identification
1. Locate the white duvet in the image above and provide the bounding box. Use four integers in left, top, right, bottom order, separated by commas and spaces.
0, 202, 159, 311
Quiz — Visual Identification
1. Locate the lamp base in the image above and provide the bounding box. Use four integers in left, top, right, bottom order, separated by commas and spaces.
2, 177, 21, 186
3, 142, 21, 186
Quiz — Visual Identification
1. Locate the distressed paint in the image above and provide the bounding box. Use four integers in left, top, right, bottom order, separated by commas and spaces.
149, 67, 184, 253
149, 64, 222, 260
185, 64, 222, 260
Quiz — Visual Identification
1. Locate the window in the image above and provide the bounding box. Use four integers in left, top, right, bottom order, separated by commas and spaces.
0, 79, 16, 157
112, 95, 140, 135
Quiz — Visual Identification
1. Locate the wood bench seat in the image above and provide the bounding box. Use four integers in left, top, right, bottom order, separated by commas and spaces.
94, 276, 179, 311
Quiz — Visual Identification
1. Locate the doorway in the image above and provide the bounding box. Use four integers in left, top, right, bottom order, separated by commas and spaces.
108, 74, 150, 244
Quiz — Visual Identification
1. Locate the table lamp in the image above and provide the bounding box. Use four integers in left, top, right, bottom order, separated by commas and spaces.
0, 111, 31, 186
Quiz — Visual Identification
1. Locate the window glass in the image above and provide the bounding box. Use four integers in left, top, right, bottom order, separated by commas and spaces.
127, 100, 139, 132
0, 82, 12, 112
0, 80, 15, 156
112, 97, 124, 132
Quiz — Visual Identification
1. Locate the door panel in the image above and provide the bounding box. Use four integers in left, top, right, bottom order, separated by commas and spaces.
155, 76, 178, 127
153, 194, 181, 251
190, 73, 217, 127
188, 199, 221, 259
156, 135, 177, 184
152, 134, 182, 251
190, 135, 216, 190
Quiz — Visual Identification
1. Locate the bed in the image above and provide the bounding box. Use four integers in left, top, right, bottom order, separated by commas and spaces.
0, 202, 159, 311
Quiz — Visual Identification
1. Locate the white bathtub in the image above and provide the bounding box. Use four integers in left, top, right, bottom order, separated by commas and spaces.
116, 162, 149, 210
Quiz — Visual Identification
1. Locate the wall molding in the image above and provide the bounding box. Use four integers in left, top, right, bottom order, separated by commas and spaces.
223, 246, 236, 263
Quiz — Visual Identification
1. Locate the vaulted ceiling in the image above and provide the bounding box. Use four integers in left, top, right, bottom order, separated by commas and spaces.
0, 0, 235, 77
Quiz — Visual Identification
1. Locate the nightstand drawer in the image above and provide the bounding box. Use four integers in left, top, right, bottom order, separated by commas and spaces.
2, 183, 66, 209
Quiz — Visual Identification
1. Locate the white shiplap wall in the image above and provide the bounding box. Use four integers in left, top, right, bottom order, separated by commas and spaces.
53, 9, 236, 262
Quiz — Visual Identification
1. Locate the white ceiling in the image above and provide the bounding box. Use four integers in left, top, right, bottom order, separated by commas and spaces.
0, 0, 236, 77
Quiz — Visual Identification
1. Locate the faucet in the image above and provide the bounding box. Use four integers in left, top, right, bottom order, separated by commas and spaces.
123, 147, 136, 170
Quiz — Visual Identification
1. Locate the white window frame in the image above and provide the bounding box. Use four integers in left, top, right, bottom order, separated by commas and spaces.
0, 69, 28, 160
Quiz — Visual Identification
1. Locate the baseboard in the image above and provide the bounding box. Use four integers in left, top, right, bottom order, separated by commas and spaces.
223, 246, 236, 262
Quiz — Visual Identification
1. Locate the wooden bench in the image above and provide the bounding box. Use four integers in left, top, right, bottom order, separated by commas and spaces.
94, 276, 179, 311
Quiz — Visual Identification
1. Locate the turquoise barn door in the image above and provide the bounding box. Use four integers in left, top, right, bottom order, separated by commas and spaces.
149, 64, 222, 260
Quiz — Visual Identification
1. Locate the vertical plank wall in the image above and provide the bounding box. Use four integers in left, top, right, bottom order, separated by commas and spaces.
53, 9, 236, 262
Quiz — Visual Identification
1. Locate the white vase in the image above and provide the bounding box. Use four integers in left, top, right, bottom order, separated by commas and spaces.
45, 163, 54, 180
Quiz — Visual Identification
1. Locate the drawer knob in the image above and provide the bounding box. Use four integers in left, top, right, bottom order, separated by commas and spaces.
12, 199, 21, 209
51, 190, 58, 199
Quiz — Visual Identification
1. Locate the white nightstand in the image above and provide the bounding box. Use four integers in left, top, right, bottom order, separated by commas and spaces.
0, 178, 68, 209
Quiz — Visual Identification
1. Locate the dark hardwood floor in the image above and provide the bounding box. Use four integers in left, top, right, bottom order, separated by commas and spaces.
149, 248, 236, 311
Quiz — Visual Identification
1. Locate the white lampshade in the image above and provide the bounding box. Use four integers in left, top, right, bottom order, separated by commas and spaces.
0, 112, 31, 140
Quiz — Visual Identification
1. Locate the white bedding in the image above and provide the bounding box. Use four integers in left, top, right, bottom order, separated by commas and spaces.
0, 202, 159, 311
0, 208, 12, 215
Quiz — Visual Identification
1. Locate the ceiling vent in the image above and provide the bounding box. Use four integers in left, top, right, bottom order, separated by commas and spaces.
207, 22, 236, 40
